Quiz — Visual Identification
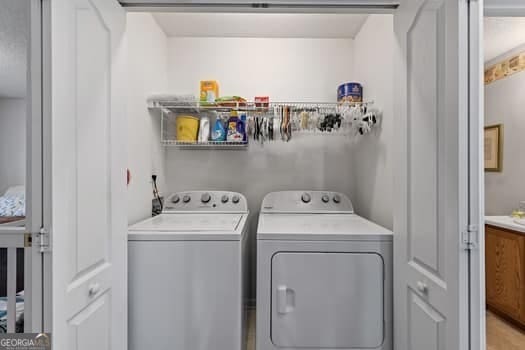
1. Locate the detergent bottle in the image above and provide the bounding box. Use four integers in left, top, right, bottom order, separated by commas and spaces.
226, 110, 244, 142
211, 114, 227, 141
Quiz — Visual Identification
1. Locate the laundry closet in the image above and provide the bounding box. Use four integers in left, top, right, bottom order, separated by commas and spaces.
126, 9, 394, 292
49, 1, 482, 350
126, 9, 395, 350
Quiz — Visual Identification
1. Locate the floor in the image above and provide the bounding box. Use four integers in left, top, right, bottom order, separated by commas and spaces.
247, 309, 255, 350
486, 311, 525, 350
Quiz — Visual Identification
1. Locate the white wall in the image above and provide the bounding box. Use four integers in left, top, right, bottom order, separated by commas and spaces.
165, 37, 355, 301
167, 37, 354, 102
165, 37, 357, 212
0, 98, 26, 193
0, 0, 28, 99
350, 15, 394, 229
485, 62, 525, 215
126, 13, 169, 225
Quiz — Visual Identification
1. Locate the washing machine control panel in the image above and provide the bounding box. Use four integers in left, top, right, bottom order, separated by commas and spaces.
163, 191, 248, 213
261, 191, 354, 213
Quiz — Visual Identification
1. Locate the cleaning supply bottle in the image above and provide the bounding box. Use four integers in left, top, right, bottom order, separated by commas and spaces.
212, 114, 227, 141
227, 110, 243, 142
239, 113, 247, 143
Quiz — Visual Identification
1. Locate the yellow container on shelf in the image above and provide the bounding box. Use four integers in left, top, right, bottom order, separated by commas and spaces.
176, 115, 200, 142
200, 80, 220, 103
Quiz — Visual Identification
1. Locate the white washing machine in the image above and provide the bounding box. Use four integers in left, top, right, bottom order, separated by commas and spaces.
128, 191, 249, 350
256, 191, 393, 350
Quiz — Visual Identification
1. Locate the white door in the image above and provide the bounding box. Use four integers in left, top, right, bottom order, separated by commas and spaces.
49, 0, 127, 349
393, 0, 480, 349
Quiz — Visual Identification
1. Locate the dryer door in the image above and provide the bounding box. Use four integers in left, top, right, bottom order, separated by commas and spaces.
271, 252, 384, 348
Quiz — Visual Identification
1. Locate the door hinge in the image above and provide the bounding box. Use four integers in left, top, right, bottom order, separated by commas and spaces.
462, 224, 478, 250
24, 233, 32, 248
38, 227, 50, 253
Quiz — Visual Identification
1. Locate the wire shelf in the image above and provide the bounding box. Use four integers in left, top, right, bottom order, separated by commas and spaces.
155, 98, 380, 148
149, 100, 374, 114
162, 140, 249, 150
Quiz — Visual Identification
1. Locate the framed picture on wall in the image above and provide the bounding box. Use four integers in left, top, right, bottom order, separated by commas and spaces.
484, 124, 503, 172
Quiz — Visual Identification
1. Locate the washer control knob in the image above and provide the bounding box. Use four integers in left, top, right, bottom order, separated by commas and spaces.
301, 193, 311, 203
172, 195, 180, 204
232, 195, 240, 204
183, 195, 191, 203
221, 195, 229, 203
201, 193, 211, 203
321, 195, 330, 203
333, 194, 341, 204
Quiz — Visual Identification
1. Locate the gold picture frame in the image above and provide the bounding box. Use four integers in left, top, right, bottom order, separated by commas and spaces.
484, 124, 503, 172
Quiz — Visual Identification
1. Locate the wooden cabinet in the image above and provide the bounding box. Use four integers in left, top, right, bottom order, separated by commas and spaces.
485, 224, 525, 327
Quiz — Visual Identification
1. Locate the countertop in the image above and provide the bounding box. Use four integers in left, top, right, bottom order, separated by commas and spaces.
485, 216, 525, 234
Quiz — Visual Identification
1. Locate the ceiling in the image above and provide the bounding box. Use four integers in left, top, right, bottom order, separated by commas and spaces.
153, 13, 369, 38
485, 17, 525, 63
0, 0, 28, 99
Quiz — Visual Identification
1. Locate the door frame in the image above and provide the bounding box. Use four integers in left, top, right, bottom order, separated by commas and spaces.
0, 0, 44, 333
27, 0, 44, 333
468, 0, 484, 349
484, 0, 525, 16
41, 0, 52, 334
472, 2, 525, 350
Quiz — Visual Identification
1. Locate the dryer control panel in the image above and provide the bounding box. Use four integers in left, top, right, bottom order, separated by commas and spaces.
261, 191, 354, 214
163, 191, 248, 213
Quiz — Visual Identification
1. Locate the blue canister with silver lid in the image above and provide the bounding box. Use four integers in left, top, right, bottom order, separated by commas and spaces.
337, 82, 363, 103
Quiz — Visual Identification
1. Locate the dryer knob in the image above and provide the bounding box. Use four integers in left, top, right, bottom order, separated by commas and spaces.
232, 195, 240, 204
172, 195, 180, 204
321, 195, 330, 203
333, 194, 341, 204
201, 193, 211, 203
221, 195, 229, 203
183, 195, 191, 203
301, 193, 311, 203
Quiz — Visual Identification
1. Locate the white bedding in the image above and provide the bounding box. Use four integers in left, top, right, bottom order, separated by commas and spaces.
0, 192, 25, 217
0, 291, 24, 333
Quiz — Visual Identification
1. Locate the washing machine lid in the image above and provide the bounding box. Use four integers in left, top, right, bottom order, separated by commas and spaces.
257, 213, 392, 241
128, 213, 248, 241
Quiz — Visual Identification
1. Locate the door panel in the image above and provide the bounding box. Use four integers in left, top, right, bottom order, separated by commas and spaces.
393, 0, 472, 349
50, 0, 126, 349
408, 0, 445, 275
271, 252, 384, 349
69, 293, 110, 350
75, 1, 111, 275
408, 291, 444, 350
65, 264, 111, 318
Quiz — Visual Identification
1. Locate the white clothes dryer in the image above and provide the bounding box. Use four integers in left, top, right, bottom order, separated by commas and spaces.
128, 191, 249, 350
256, 191, 393, 350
